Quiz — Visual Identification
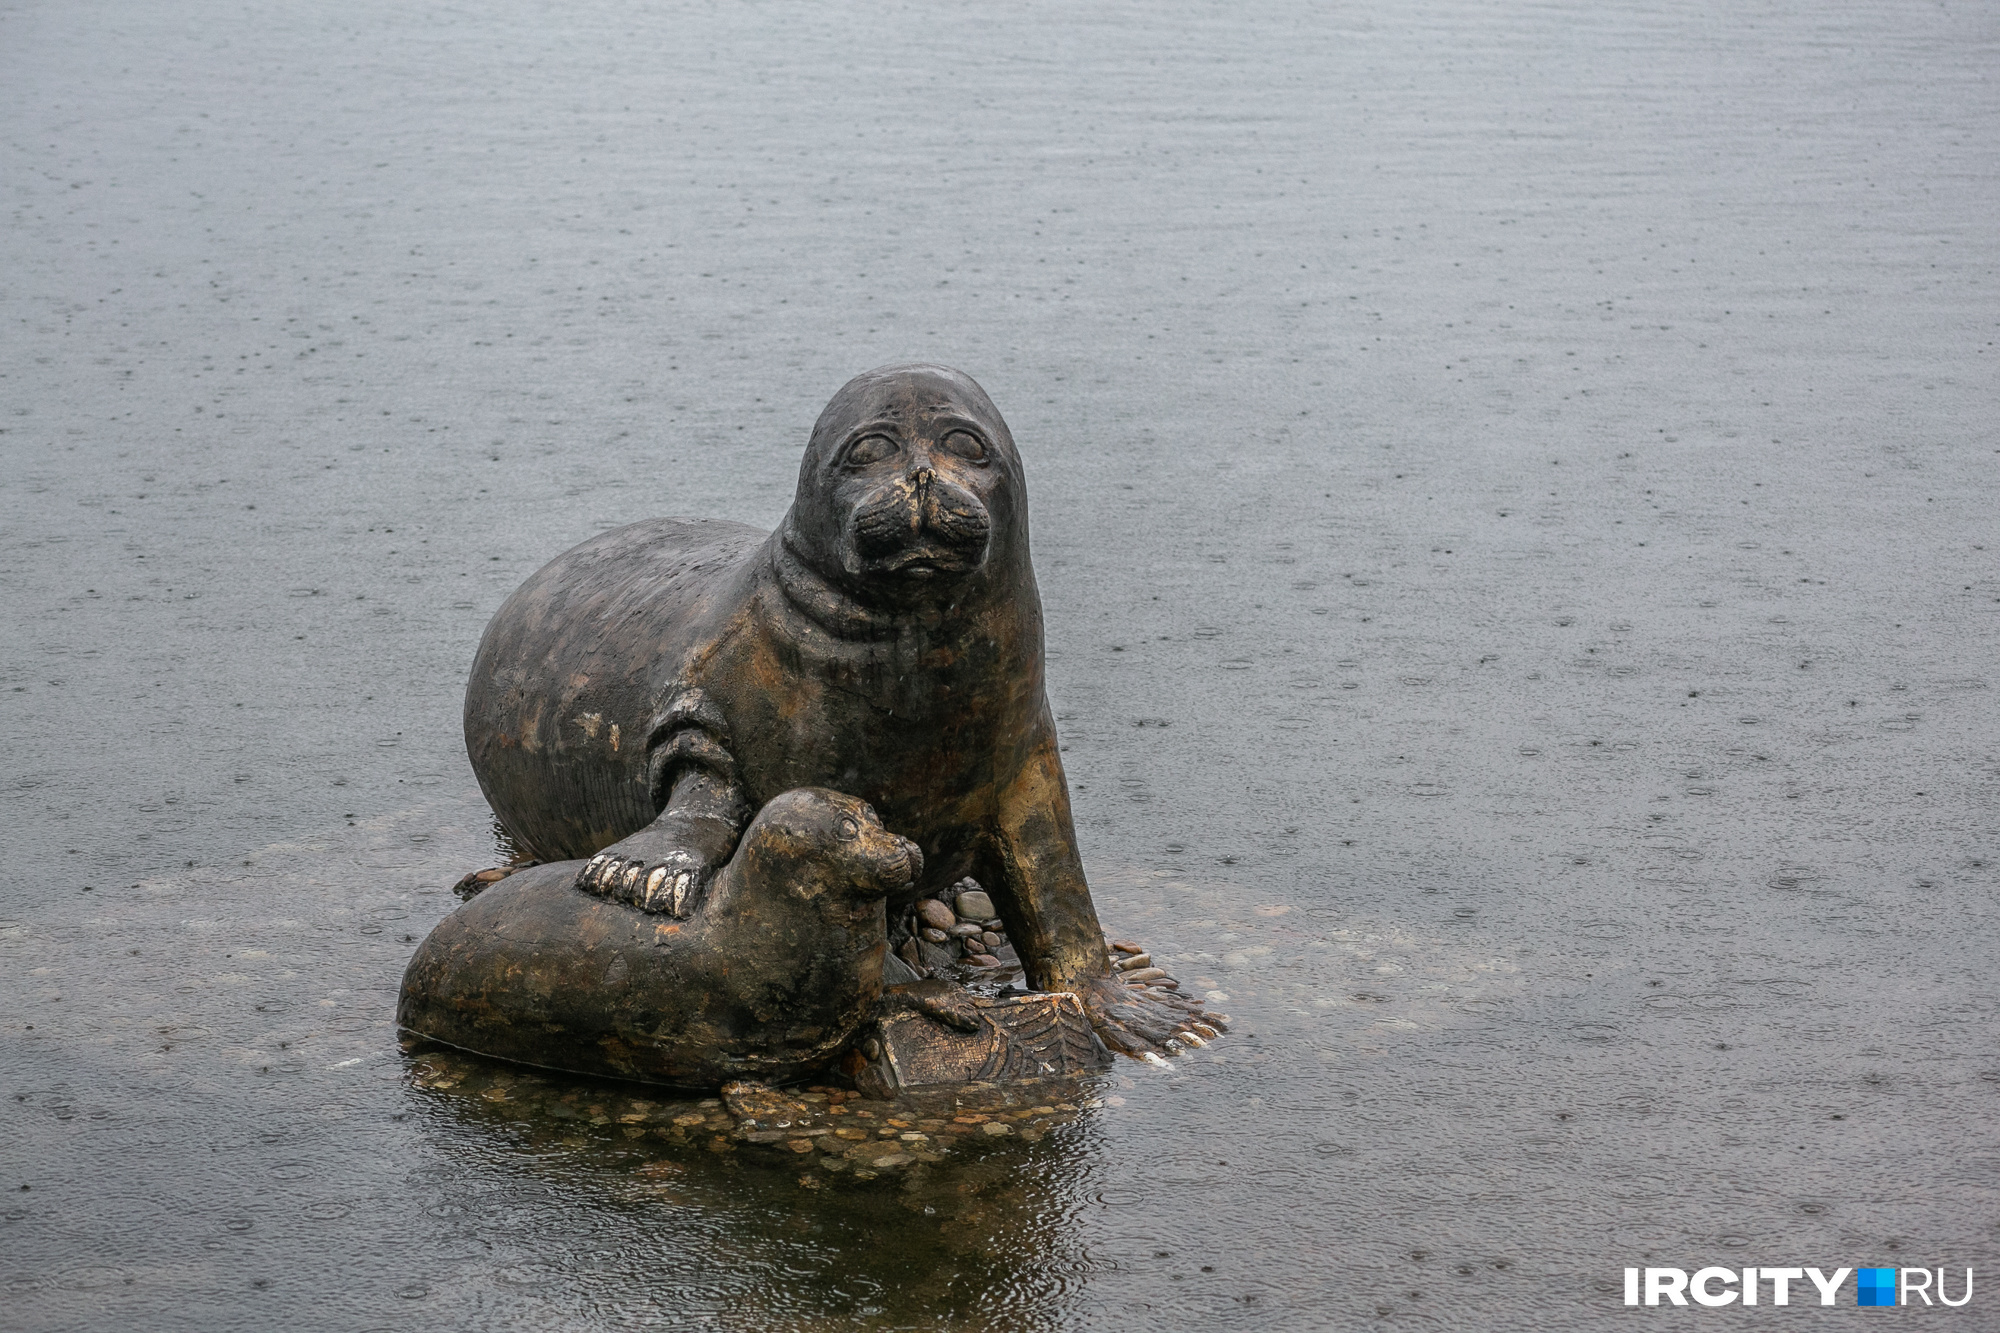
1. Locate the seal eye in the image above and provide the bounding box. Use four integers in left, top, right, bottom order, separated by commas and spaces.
836, 817, 860, 842
942, 429, 987, 462
844, 434, 898, 467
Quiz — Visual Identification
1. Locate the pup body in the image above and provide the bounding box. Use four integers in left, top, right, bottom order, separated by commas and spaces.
396, 788, 919, 1088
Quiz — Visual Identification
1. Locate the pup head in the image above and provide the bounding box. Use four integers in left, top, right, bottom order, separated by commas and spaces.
782, 364, 1027, 608
740, 787, 924, 905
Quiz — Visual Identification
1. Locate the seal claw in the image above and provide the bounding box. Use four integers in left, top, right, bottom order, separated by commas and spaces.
642, 866, 670, 910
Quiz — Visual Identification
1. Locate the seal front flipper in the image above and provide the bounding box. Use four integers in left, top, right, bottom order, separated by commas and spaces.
576, 688, 750, 915
986, 715, 1215, 1057
1069, 971, 1224, 1057
880, 977, 983, 1033
575, 775, 741, 913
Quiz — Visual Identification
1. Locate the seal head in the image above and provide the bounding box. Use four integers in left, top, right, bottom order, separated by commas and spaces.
781, 363, 1027, 611
735, 787, 924, 912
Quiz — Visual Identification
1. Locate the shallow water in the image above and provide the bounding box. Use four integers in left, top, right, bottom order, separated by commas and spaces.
4, 0, 1996, 1328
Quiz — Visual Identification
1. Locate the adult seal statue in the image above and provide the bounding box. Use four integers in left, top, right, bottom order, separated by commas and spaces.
464, 364, 1218, 1056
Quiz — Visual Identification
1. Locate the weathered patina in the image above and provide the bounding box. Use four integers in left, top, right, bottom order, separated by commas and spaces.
459, 364, 1219, 1054
396, 788, 918, 1087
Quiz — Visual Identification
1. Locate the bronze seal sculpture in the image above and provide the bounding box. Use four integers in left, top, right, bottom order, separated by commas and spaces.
398, 788, 919, 1086
451, 363, 1220, 1058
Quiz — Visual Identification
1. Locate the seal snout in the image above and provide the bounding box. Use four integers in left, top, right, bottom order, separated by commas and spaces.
849, 471, 992, 578
832, 796, 923, 894
873, 831, 924, 892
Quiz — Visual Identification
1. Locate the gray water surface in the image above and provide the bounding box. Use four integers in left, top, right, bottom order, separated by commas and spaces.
4, 1, 1997, 1328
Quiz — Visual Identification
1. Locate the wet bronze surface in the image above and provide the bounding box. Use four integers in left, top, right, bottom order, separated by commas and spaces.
459, 365, 1220, 1056
397, 788, 918, 1087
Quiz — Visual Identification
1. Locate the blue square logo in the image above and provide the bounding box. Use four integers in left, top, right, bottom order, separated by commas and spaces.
1856, 1267, 1897, 1306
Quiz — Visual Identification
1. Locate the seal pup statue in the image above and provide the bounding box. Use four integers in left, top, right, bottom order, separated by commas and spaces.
396, 788, 920, 1088
462, 363, 1221, 1056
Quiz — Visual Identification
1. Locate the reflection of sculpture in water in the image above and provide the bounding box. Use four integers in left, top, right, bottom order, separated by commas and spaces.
399, 364, 1224, 1088
402, 1042, 1102, 1327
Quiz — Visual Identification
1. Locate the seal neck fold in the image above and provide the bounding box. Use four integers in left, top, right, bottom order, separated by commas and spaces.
772, 529, 954, 639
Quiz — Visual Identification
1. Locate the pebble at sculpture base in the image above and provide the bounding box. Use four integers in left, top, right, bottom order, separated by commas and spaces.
400, 364, 1225, 1093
